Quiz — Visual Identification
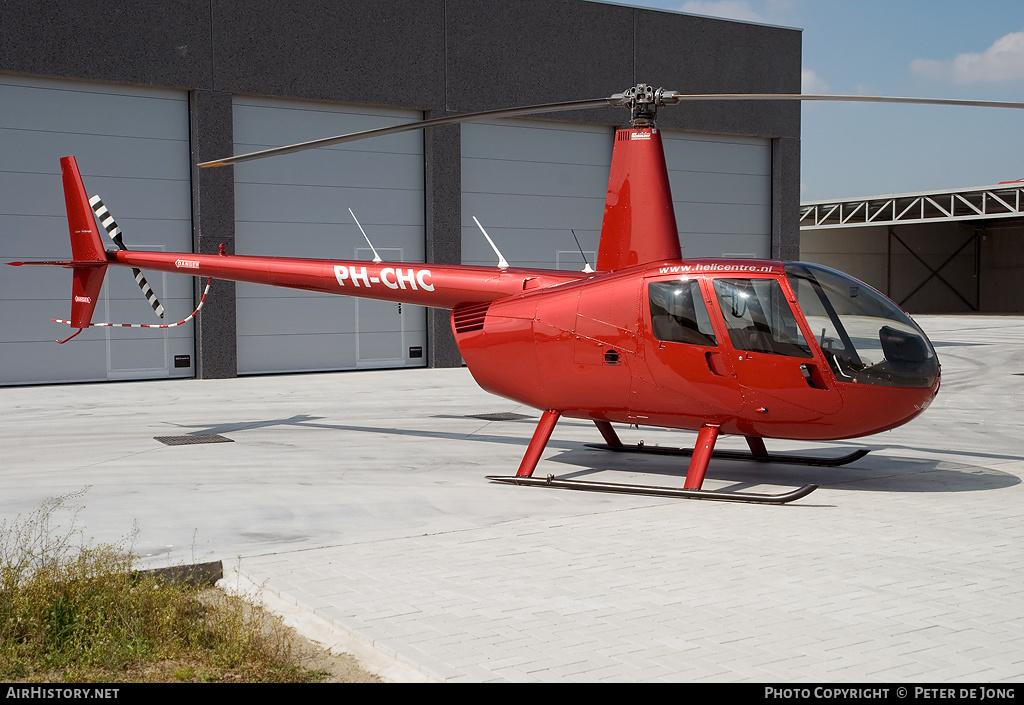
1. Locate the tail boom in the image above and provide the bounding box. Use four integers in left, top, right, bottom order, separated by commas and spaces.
110, 250, 586, 309
11, 156, 588, 337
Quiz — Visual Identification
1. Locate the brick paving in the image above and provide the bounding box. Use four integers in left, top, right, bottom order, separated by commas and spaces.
3, 315, 1023, 682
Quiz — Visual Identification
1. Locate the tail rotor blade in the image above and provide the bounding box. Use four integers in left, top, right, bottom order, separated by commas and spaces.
131, 267, 165, 319
89, 195, 127, 250
89, 195, 165, 318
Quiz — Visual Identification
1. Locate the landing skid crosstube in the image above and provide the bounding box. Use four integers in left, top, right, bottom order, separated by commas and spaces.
491, 415, 862, 504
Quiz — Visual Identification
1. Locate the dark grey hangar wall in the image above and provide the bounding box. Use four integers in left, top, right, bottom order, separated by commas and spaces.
0, 0, 801, 386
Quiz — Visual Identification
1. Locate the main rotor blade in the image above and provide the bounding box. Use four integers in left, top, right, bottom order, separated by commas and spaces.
199, 90, 1024, 168
664, 93, 1024, 110
198, 96, 617, 168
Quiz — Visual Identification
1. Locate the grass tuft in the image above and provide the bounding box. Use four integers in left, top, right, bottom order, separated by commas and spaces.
0, 490, 332, 683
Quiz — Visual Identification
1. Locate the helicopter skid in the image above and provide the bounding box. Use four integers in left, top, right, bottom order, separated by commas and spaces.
586, 443, 869, 467
487, 475, 819, 504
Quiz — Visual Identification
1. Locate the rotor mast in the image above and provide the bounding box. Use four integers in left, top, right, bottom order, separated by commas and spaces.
597, 86, 682, 272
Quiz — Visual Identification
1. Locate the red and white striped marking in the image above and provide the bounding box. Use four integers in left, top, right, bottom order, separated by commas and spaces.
53, 278, 212, 330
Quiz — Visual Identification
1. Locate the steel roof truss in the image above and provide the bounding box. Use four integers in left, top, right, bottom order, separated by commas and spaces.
802, 184, 1023, 229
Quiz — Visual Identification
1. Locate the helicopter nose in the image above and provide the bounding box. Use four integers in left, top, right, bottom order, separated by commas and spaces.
838, 376, 939, 438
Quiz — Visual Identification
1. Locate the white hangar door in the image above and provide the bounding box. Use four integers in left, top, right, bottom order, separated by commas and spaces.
0, 75, 194, 386
232, 98, 427, 374
461, 121, 771, 268
662, 131, 772, 259
461, 120, 613, 272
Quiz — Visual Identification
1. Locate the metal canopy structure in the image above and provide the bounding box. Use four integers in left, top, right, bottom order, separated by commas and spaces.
800, 182, 1024, 230
799, 180, 1024, 314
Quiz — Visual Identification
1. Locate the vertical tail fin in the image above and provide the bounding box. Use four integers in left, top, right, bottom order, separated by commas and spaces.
596, 128, 681, 272
62, 156, 107, 263
61, 156, 108, 328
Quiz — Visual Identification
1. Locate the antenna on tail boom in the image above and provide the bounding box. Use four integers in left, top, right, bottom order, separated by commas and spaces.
472, 216, 509, 269
571, 230, 595, 273
348, 208, 383, 263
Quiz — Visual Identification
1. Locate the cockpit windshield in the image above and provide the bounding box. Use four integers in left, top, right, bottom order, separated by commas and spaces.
785, 262, 938, 388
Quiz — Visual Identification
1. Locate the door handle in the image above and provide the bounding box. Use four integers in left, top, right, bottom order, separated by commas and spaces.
705, 351, 728, 377
800, 363, 827, 389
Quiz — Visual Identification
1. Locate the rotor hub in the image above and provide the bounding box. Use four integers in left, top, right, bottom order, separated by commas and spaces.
612, 84, 682, 127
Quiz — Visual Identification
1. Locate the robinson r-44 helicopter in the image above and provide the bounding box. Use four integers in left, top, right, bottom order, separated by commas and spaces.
12, 84, 1024, 504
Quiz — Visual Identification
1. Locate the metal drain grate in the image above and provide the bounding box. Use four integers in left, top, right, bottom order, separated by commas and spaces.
154, 434, 233, 446
468, 412, 534, 422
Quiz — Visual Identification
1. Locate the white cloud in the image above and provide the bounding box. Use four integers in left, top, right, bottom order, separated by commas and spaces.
801, 69, 829, 94
911, 29, 1024, 83
677, 1, 766, 23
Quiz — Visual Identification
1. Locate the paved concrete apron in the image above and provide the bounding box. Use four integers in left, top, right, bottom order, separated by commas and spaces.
2, 315, 1022, 681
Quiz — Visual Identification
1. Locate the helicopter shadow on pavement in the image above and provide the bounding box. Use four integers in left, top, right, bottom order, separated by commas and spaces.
547, 442, 1022, 496
164, 413, 588, 452
167, 414, 1020, 496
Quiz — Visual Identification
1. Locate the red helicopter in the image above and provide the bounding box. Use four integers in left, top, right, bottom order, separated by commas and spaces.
15, 84, 1020, 504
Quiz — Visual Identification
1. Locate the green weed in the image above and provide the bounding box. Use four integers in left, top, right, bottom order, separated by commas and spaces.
0, 490, 332, 682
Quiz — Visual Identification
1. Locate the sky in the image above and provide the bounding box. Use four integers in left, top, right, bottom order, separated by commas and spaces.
609, 0, 1024, 201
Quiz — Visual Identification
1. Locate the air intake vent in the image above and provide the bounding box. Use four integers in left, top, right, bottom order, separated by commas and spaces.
453, 302, 490, 334
617, 130, 630, 141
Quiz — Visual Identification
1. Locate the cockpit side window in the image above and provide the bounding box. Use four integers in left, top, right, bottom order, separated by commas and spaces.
648, 280, 717, 346
712, 278, 812, 358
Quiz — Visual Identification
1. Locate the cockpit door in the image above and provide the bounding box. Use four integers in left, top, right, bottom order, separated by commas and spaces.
636, 276, 743, 427
708, 276, 842, 430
